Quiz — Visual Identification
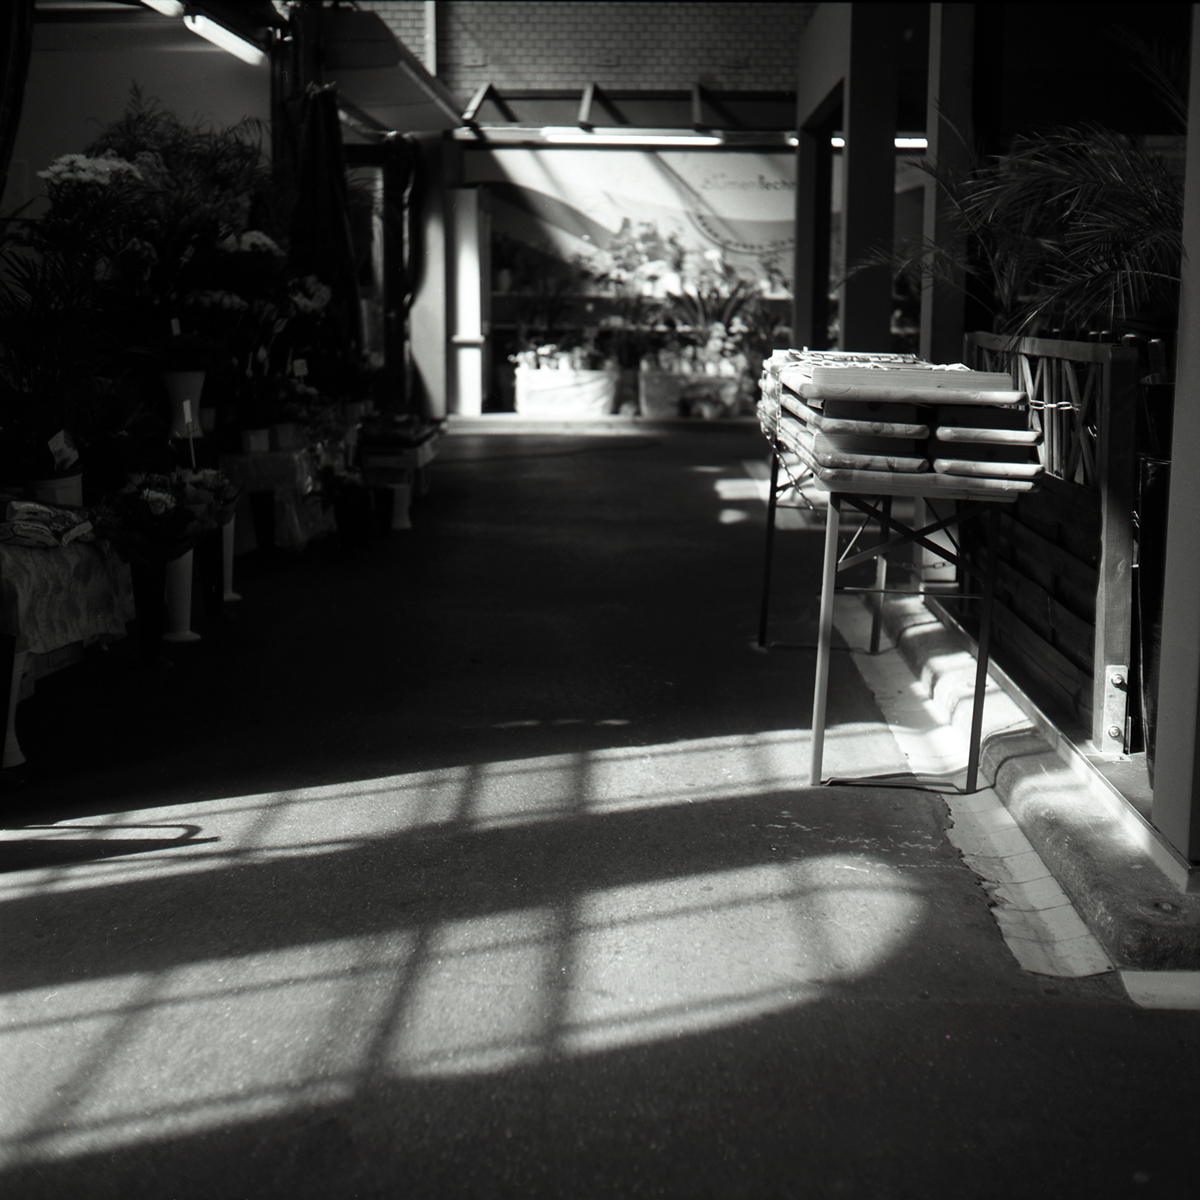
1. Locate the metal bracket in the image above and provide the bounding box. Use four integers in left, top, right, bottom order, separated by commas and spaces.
1098, 664, 1129, 756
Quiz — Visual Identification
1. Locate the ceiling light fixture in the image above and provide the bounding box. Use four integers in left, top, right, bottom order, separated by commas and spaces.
183, 13, 267, 66
142, 0, 186, 15
828, 135, 928, 150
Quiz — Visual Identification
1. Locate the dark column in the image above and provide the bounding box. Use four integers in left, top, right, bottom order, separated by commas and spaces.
793, 120, 836, 350
920, 3, 975, 363
839, 4, 902, 351
1150, 6, 1200, 864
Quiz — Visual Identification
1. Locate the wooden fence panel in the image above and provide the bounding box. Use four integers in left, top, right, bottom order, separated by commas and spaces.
961, 333, 1138, 748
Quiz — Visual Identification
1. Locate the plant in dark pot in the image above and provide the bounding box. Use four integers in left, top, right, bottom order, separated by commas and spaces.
316, 464, 373, 556
0, 226, 105, 502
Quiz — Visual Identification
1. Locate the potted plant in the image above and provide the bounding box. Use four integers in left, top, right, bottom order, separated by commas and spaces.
92, 471, 209, 661
509, 340, 620, 417
640, 250, 782, 419
887, 106, 1186, 776
587, 230, 778, 420
315, 464, 373, 555
0, 149, 149, 499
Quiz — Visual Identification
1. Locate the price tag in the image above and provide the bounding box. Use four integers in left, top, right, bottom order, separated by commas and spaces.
171, 317, 181, 337
293, 358, 308, 378
183, 400, 193, 426
48, 429, 79, 469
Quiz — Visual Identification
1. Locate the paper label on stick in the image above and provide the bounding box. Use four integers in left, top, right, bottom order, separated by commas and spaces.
293, 358, 307, 378
48, 429, 79, 469
183, 400, 193, 425
170, 318, 181, 337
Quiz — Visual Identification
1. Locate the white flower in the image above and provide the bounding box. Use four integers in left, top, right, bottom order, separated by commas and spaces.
143, 489, 176, 515
217, 230, 283, 256
241, 230, 283, 255
38, 150, 142, 187
186, 289, 248, 311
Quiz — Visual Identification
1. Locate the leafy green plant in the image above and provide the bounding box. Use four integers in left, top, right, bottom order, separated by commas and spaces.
867, 124, 1184, 345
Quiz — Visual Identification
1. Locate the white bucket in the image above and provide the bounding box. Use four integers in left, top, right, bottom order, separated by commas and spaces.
514, 367, 619, 417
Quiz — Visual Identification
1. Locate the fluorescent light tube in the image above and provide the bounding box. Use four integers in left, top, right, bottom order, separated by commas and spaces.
142, 0, 185, 15
541, 128, 723, 146
184, 14, 267, 65
828, 136, 928, 150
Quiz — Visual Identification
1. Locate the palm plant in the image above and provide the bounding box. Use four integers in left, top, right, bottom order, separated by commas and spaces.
964, 127, 1182, 339
876, 126, 1184, 343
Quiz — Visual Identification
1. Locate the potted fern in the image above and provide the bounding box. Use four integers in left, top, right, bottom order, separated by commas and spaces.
895, 118, 1185, 777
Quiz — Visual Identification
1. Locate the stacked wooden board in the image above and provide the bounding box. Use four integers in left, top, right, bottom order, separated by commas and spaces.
758, 350, 1043, 500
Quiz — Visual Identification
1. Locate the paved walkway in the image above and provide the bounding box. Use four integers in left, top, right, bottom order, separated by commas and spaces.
2, 427, 1199, 1198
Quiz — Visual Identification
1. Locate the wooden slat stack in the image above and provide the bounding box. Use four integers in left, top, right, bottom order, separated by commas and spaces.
758, 350, 1043, 500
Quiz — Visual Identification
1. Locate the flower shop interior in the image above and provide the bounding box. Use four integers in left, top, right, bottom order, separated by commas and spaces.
11, 3, 1200, 1193
6, 0, 1200, 882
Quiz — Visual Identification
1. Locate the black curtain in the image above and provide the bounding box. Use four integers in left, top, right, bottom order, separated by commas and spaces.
286, 83, 361, 364
0, 0, 35, 211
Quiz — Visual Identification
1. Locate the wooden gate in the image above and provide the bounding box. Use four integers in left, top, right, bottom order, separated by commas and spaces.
959, 333, 1139, 751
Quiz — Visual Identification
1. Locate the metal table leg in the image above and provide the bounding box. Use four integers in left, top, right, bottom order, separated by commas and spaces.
809, 493, 842, 785
965, 505, 1002, 793
757, 452, 781, 648
869, 495, 892, 654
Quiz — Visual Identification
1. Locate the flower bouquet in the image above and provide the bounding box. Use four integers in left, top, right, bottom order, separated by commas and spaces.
171, 467, 241, 530
93, 472, 208, 563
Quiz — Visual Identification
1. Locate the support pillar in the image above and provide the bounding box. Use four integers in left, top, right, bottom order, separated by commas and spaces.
838, 4, 902, 352
793, 124, 835, 350
1150, 6, 1200, 864
448, 186, 489, 416
920, 3, 975, 364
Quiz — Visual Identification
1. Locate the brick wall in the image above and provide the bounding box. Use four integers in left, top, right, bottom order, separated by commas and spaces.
362, 2, 431, 69
362, 2, 816, 103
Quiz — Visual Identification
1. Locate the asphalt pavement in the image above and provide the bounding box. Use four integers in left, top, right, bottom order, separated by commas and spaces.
2, 424, 1198, 1199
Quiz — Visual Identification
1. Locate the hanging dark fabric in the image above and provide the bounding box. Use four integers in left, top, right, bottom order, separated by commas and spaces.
0, 0, 35, 210
287, 83, 361, 363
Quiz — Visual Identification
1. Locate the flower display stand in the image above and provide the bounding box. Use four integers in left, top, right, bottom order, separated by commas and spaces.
222, 518, 241, 602
514, 367, 619, 417
359, 427, 442, 531
4, 646, 27, 769
164, 549, 200, 642
130, 559, 167, 664
220, 451, 331, 554
638, 371, 740, 419
270, 422, 305, 450
28, 474, 83, 507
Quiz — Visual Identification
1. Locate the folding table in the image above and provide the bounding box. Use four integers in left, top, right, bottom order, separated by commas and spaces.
757, 353, 1043, 793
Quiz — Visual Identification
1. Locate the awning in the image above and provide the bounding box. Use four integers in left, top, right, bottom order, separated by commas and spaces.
320, 12, 462, 137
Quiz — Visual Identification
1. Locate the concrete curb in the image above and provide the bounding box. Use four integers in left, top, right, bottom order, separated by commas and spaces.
445, 414, 759, 436
880, 595, 1200, 971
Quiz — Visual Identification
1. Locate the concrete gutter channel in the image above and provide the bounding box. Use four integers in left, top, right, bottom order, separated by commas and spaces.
450, 424, 1200, 997
857, 592, 1200, 993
